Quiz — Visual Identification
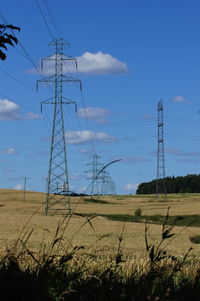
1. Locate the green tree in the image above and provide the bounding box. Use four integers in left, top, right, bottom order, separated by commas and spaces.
136, 174, 200, 194
0, 24, 20, 60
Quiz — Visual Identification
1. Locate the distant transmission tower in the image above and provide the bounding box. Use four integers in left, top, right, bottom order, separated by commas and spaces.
101, 170, 110, 195
156, 99, 167, 200
109, 178, 117, 195
101, 171, 117, 195
37, 38, 80, 215
86, 154, 103, 195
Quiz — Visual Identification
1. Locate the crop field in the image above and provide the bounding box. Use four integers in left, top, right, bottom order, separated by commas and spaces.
1, 189, 200, 300
0, 189, 200, 261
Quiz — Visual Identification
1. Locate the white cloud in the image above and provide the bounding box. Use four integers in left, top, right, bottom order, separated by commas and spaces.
0, 99, 20, 120
123, 183, 139, 192
0, 99, 20, 113
13, 183, 23, 190
31, 52, 128, 75
76, 52, 128, 75
77, 107, 109, 123
0, 99, 41, 121
65, 130, 116, 144
172, 96, 191, 103
0, 147, 18, 155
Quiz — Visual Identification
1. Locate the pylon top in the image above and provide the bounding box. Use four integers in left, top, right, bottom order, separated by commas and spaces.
158, 99, 163, 111
49, 38, 70, 47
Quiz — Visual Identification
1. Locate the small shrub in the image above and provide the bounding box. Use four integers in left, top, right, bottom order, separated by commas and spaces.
190, 235, 200, 244
135, 208, 142, 217
116, 197, 124, 200
84, 198, 109, 204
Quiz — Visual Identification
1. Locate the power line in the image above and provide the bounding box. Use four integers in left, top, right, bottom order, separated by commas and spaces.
0, 67, 36, 92
43, 0, 61, 37
35, 0, 54, 40
0, 10, 57, 89
0, 81, 52, 136
0, 11, 44, 77
61, 53, 98, 157
0, 10, 58, 135
0, 90, 40, 115
17, 0, 49, 44
75, 66, 98, 156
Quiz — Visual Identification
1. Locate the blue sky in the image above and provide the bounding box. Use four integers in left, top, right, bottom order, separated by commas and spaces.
0, 0, 200, 194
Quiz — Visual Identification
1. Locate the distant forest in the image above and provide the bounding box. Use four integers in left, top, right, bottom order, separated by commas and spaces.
136, 174, 200, 194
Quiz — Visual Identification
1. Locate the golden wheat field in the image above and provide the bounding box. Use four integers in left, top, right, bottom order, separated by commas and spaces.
0, 189, 200, 263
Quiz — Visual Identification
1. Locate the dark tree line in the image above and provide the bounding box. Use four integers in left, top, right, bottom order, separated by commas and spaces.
136, 174, 200, 194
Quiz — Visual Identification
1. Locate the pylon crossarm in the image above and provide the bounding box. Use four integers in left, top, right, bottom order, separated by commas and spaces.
37, 75, 55, 84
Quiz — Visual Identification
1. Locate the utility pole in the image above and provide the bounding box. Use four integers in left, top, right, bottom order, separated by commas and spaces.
156, 99, 167, 200
37, 38, 81, 215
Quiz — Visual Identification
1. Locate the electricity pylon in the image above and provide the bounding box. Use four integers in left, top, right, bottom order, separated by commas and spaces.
101, 170, 110, 195
86, 154, 103, 195
101, 171, 116, 195
156, 99, 167, 200
37, 38, 81, 215
109, 178, 117, 195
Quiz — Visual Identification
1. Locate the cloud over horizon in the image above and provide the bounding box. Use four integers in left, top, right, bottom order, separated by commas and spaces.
0, 147, 18, 155
30, 52, 128, 75
77, 107, 109, 123
0, 99, 41, 121
123, 182, 140, 192
172, 96, 191, 104
65, 130, 116, 144
13, 183, 23, 190
76, 52, 128, 75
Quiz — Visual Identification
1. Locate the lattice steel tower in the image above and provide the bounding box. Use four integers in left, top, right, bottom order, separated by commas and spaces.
37, 38, 80, 215
101, 170, 110, 195
86, 154, 103, 195
101, 171, 116, 195
156, 99, 167, 199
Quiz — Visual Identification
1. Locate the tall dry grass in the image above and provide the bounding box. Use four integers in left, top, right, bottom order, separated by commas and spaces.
0, 201, 199, 300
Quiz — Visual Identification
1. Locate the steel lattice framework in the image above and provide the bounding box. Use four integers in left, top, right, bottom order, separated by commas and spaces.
86, 157, 120, 196
156, 99, 167, 199
37, 38, 80, 215
86, 154, 103, 196
101, 171, 116, 195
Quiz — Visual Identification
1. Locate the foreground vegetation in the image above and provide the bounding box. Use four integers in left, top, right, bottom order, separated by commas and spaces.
0, 209, 200, 300
1, 252, 200, 300
0, 190, 200, 299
